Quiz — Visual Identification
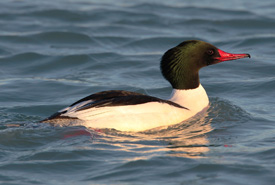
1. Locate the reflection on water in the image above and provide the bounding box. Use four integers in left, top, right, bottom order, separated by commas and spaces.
145, 111, 213, 159
165, 123, 212, 158
97, 109, 213, 159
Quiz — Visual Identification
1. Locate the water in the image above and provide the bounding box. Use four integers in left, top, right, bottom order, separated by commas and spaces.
0, 0, 274, 184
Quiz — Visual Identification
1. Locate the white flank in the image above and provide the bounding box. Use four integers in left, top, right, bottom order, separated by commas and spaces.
67, 102, 188, 131
53, 84, 209, 131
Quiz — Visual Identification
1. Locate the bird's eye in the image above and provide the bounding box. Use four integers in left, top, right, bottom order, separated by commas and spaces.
207, 50, 214, 55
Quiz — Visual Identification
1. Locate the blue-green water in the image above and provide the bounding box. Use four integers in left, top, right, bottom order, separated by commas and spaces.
0, 0, 274, 184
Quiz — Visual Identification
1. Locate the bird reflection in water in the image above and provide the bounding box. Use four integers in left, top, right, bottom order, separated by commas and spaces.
92, 108, 213, 159
141, 109, 213, 159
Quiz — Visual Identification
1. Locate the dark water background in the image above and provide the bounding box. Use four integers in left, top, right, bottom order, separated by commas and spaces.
0, 0, 274, 184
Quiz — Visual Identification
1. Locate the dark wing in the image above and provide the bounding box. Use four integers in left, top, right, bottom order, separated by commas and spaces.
69, 90, 143, 107
68, 90, 188, 112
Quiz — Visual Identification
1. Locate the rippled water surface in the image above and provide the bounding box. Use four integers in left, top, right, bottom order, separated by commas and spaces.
0, 0, 275, 184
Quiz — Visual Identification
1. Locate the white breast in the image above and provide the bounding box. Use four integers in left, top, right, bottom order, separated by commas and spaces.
169, 84, 209, 116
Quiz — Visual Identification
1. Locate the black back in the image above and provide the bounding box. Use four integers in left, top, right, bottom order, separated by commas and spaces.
70, 90, 188, 112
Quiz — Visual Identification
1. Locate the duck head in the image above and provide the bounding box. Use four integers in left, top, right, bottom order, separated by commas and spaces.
161, 40, 250, 90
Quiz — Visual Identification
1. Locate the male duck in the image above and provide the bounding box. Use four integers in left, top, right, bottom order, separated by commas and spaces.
40, 40, 250, 131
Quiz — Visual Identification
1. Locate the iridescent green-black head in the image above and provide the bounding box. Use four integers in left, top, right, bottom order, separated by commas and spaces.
161, 40, 250, 90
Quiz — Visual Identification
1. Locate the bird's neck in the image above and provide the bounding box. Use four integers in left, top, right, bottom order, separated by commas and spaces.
168, 84, 209, 113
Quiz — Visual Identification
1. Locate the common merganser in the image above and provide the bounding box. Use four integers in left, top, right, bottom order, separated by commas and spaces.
40, 40, 250, 131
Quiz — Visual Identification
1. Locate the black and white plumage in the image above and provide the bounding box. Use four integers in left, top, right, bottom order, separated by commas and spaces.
40, 40, 250, 131
41, 90, 188, 122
